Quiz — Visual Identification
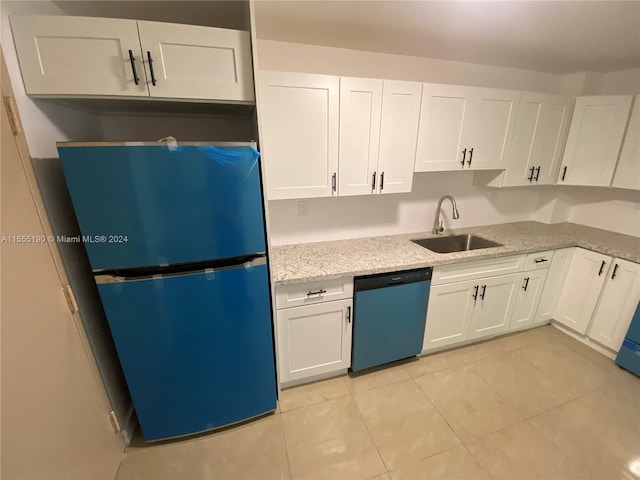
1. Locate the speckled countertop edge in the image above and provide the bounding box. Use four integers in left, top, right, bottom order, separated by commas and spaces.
270, 221, 640, 285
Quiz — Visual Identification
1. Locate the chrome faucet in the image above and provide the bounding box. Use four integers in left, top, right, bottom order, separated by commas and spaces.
433, 195, 460, 235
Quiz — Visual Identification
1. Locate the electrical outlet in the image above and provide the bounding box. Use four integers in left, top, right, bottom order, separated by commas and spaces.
298, 200, 309, 216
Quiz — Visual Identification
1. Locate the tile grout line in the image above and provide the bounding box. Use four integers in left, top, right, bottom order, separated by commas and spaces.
350, 389, 392, 476
277, 409, 295, 480
522, 416, 592, 479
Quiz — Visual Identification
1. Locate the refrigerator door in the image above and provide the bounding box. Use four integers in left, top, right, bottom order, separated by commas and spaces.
96, 261, 276, 441
58, 144, 266, 270
625, 302, 640, 345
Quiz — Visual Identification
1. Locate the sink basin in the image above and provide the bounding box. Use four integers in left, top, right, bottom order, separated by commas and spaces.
412, 234, 503, 254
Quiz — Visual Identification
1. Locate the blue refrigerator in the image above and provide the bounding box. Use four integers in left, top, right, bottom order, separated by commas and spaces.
57, 142, 277, 441
616, 301, 640, 378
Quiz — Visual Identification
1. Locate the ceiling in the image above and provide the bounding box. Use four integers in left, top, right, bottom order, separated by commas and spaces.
254, 1, 640, 74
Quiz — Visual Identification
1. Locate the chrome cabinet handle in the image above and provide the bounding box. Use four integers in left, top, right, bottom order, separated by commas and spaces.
371, 172, 376, 191
332, 173, 337, 192
461, 148, 467, 167
480, 284, 487, 299
307, 289, 327, 297
534, 258, 548, 264
472, 285, 479, 302
380, 172, 385, 190
467, 147, 474, 166
522, 277, 530, 291
128, 50, 139, 85
528, 166, 535, 182
534, 166, 541, 181
561, 166, 567, 181
611, 264, 619, 280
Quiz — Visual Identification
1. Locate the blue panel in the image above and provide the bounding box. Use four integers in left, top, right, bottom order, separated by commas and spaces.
615, 339, 640, 378
97, 264, 276, 441
352, 281, 430, 372
58, 145, 266, 270
624, 302, 640, 345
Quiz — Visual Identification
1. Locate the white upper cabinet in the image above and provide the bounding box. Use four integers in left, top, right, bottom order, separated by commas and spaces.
11, 15, 254, 102
611, 96, 640, 191
558, 95, 633, 186
137, 21, 254, 102
376, 80, 421, 194
464, 88, 521, 170
482, 93, 573, 187
10, 15, 148, 97
588, 259, 640, 351
338, 77, 383, 196
415, 84, 519, 171
259, 71, 339, 200
414, 84, 471, 172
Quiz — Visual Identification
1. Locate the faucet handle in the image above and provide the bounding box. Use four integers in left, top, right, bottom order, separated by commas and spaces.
436, 220, 444, 233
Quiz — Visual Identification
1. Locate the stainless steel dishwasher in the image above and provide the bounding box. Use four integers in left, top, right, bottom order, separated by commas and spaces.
351, 268, 432, 372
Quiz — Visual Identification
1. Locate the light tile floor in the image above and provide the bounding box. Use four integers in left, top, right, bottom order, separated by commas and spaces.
116, 325, 640, 480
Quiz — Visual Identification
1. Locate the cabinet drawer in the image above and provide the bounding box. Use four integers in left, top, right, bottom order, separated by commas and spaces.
432, 255, 526, 285
524, 250, 554, 271
275, 278, 354, 309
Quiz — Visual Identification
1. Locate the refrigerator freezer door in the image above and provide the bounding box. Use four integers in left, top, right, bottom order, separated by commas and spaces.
97, 263, 276, 441
58, 145, 266, 270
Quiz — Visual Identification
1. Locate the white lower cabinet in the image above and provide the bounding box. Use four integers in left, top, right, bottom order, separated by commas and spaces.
510, 269, 548, 331
552, 250, 640, 353
535, 248, 573, 325
423, 256, 525, 352
554, 248, 611, 334
468, 273, 521, 340
587, 259, 640, 351
423, 280, 476, 350
275, 278, 353, 385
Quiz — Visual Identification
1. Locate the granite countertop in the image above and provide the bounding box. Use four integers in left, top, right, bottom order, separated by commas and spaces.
270, 221, 640, 285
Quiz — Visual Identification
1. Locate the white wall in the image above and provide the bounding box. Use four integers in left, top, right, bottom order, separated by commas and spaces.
257, 39, 566, 93
534, 186, 640, 238
258, 39, 640, 244
268, 172, 541, 245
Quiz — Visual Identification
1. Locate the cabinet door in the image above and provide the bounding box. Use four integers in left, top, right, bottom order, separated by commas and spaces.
611, 96, 640, 191
276, 299, 352, 384
377, 80, 421, 194
414, 84, 473, 172
559, 95, 633, 186
588, 259, 640, 351
463, 88, 520, 170
510, 269, 548, 331
535, 248, 573, 324
423, 280, 476, 351
503, 93, 572, 186
469, 273, 521, 340
554, 249, 610, 334
10, 15, 148, 97
338, 77, 383, 196
259, 72, 339, 200
137, 21, 253, 102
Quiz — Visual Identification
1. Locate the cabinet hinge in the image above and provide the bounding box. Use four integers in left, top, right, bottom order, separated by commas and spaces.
63, 285, 78, 314
108, 411, 121, 433
3, 96, 22, 135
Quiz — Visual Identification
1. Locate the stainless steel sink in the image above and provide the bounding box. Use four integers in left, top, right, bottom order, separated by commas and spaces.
411, 234, 503, 254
